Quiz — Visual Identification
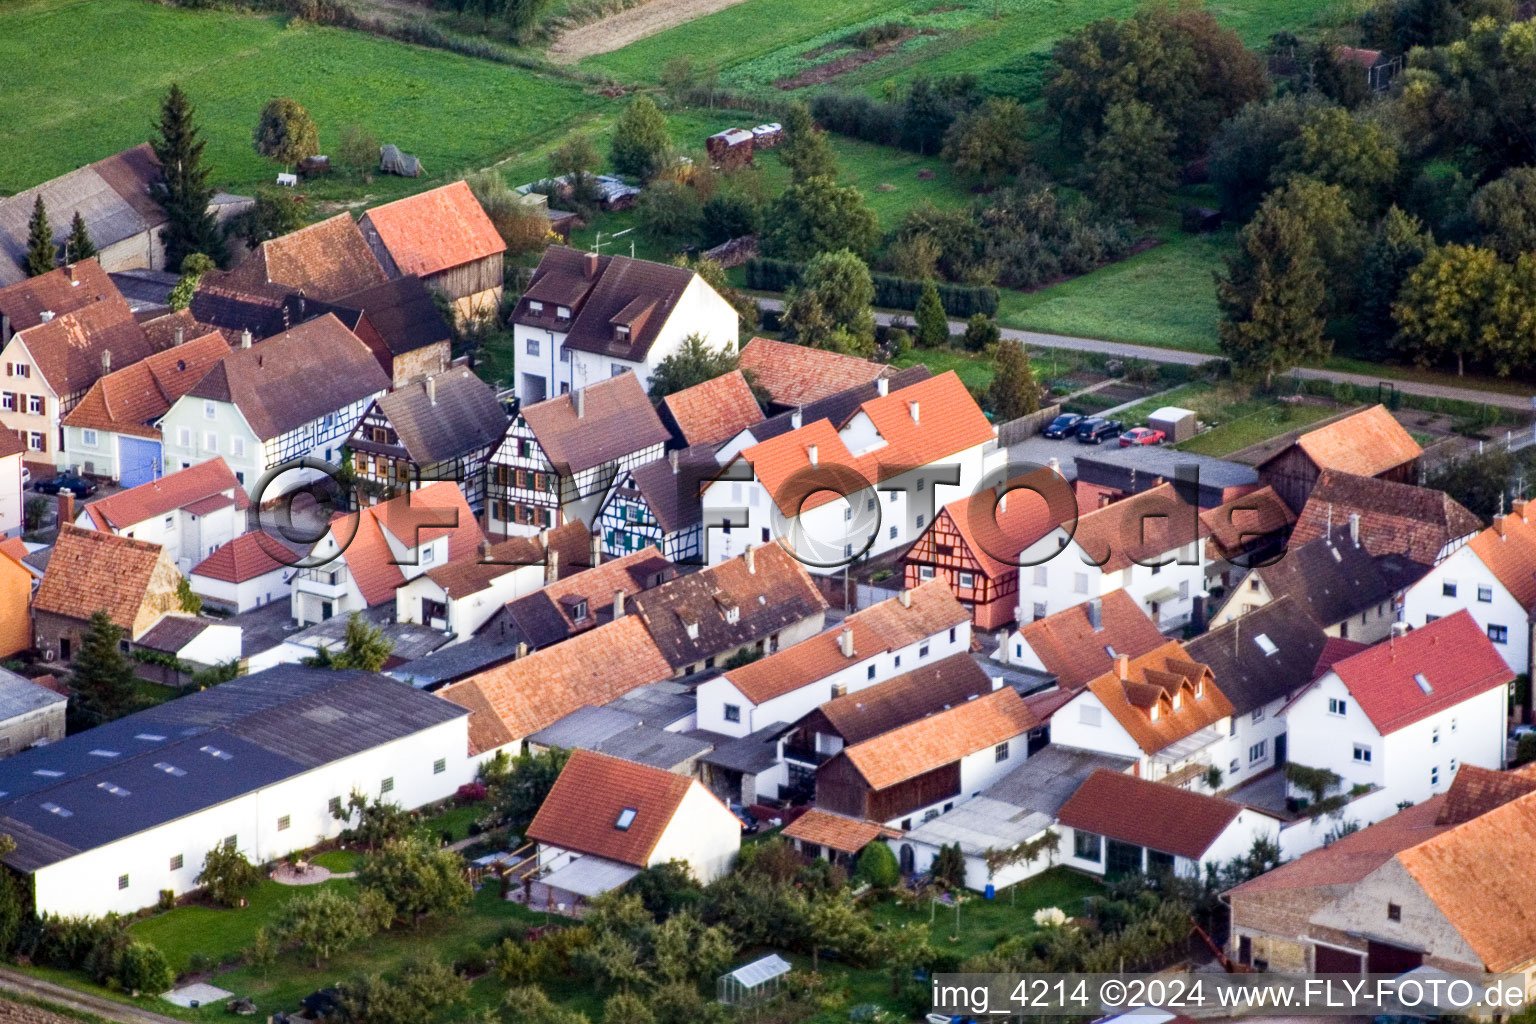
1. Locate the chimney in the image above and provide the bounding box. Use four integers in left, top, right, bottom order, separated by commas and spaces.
1114, 653, 1130, 679
1087, 597, 1103, 631
791, 407, 803, 429
478, 538, 490, 559
66, 264, 77, 284
1348, 512, 1361, 548
58, 492, 75, 527
745, 544, 755, 574
908, 400, 920, 424
574, 387, 586, 419
899, 588, 912, 608
1, 314, 8, 343
38, 310, 53, 323
240, 329, 252, 350
807, 443, 818, 466
1048, 457, 1061, 477
668, 449, 678, 471
516, 641, 528, 659
545, 547, 560, 584
589, 533, 602, 568
584, 251, 599, 279
1515, 499, 1530, 522
876, 377, 888, 397
613, 588, 626, 621
100, 350, 110, 374
838, 626, 855, 658
173, 325, 184, 347
426, 375, 436, 405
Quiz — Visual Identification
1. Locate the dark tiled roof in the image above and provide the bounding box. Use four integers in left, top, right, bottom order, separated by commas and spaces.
352, 367, 507, 465
1184, 595, 1327, 716
135, 615, 214, 654
1292, 470, 1481, 565
1251, 525, 1429, 628
623, 446, 718, 536
813, 653, 995, 745
520, 371, 669, 475
218, 213, 387, 302
513, 246, 696, 362
328, 275, 452, 357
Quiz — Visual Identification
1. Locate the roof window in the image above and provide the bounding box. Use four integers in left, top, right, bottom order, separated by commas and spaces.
200, 745, 234, 761
1254, 634, 1278, 657
615, 808, 637, 830
154, 762, 187, 777
1414, 672, 1433, 695
97, 782, 130, 797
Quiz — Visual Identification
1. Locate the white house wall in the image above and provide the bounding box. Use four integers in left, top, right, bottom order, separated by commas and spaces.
646, 782, 742, 883
1014, 531, 1206, 629
1402, 545, 1532, 678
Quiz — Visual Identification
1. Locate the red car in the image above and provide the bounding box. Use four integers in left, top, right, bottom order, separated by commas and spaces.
1120, 427, 1165, 447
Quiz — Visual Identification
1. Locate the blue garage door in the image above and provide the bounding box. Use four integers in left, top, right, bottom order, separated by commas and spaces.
118, 436, 163, 489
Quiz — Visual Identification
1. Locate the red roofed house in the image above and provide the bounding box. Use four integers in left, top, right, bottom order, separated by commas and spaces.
659, 369, 764, 449
358, 181, 506, 323
1284, 610, 1511, 829
32, 525, 187, 665
526, 750, 742, 903
0, 426, 22, 538
1058, 769, 1280, 879
737, 336, 889, 410
189, 532, 296, 613
291, 481, 483, 626
701, 371, 1001, 573
61, 329, 231, 487
1257, 405, 1422, 514
903, 467, 1078, 629
74, 457, 249, 573
994, 589, 1168, 692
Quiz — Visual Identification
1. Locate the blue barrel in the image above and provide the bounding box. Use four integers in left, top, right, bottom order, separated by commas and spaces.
984, 884, 995, 900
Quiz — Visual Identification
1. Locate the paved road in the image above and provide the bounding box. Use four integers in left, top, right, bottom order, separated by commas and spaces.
754, 299, 1536, 409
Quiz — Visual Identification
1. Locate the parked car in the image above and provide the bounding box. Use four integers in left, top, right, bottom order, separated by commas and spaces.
19, 466, 29, 487
1119, 427, 1166, 447
1042, 413, 1084, 439
33, 472, 96, 497
728, 801, 760, 834
1075, 418, 1123, 444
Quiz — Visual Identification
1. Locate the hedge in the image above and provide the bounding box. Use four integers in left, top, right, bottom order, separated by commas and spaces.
744, 258, 999, 317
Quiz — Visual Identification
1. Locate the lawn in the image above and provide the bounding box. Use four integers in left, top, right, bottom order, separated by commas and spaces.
891, 345, 1082, 395
1104, 381, 1347, 457
0, 0, 602, 196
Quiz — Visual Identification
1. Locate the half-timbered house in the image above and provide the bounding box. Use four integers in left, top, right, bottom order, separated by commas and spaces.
346, 366, 508, 513
487, 372, 668, 538
359, 181, 506, 323
903, 467, 1077, 629
594, 445, 717, 563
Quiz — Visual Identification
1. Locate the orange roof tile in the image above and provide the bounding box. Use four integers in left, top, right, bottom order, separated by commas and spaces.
238, 212, 387, 301
11, 291, 152, 398
1057, 769, 1248, 860
737, 337, 888, 407
1468, 505, 1536, 612
840, 686, 1038, 791
0, 536, 27, 566
63, 332, 231, 438
1082, 641, 1233, 756
930, 467, 1078, 578
662, 369, 764, 447
525, 750, 702, 867
782, 808, 897, 854
81, 458, 246, 531
0, 258, 120, 333
189, 531, 295, 584
330, 482, 484, 606
1071, 481, 1208, 574
1200, 485, 1295, 559
361, 181, 505, 279
437, 615, 674, 752
34, 525, 171, 631
726, 579, 968, 704
1013, 589, 1167, 692
1273, 405, 1422, 478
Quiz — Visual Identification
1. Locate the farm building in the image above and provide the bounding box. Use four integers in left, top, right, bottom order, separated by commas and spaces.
1257, 405, 1422, 513
706, 128, 754, 168
360, 181, 506, 323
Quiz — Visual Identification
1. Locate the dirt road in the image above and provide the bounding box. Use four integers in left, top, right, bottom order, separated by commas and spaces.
546, 0, 755, 63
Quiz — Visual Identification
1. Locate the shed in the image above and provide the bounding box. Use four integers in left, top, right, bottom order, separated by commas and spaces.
706, 128, 755, 169
751, 123, 783, 148
379, 144, 422, 178
1148, 406, 1197, 443
717, 954, 791, 1006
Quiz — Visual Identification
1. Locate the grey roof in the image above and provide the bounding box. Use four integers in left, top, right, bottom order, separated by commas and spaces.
981, 745, 1137, 818
592, 725, 710, 770
1075, 446, 1259, 487
0, 668, 66, 721
1251, 524, 1429, 629
360, 367, 508, 465
602, 681, 696, 727
387, 633, 519, 689
0, 667, 468, 871
528, 705, 642, 750
697, 721, 790, 774
902, 795, 1053, 856
748, 366, 933, 443
621, 446, 718, 536
1183, 595, 1328, 715
135, 615, 215, 655
108, 269, 179, 311
289, 606, 450, 664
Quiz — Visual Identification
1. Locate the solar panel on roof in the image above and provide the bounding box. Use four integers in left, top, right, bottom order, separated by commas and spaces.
154, 762, 187, 777
96, 782, 130, 797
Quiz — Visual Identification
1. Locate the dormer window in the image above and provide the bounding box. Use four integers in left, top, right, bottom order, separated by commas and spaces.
615, 324, 630, 341
725, 605, 740, 624
1150, 704, 1160, 721
615, 808, 637, 830
556, 305, 571, 320
528, 300, 545, 314
573, 599, 588, 622
1172, 692, 1183, 710
685, 621, 700, 640
1196, 679, 1205, 698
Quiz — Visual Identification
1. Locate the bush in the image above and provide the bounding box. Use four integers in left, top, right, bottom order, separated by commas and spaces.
1519, 733, 1536, 766
700, 193, 762, 248
744, 258, 999, 316
853, 842, 899, 889
962, 314, 1001, 353
196, 842, 262, 908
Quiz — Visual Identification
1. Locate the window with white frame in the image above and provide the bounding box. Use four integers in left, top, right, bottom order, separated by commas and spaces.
526, 338, 539, 356
81, 428, 97, 447
1489, 624, 1509, 644
1328, 697, 1347, 716
203, 400, 216, 420
1074, 572, 1088, 594
919, 565, 934, 579
26, 394, 43, 415
0, 393, 12, 412
1034, 566, 1048, 586
231, 436, 245, 458
1353, 743, 1372, 763
958, 572, 974, 588
176, 426, 190, 447
1431, 765, 1440, 786
204, 432, 217, 453
27, 432, 43, 451
1249, 740, 1267, 763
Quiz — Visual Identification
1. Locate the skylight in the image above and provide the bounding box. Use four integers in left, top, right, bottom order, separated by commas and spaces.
88, 749, 120, 758
1104, 645, 1117, 658
154, 762, 187, 777
615, 808, 637, 831
32, 769, 62, 778
200, 745, 233, 761
96, 782, 130, 797
1254, 634, 1279, 657
134, 733, 167, 742
1414, 672, 1433, 695
40, 802, 72, 818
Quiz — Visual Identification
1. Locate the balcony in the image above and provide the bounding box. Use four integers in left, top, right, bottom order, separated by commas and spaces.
782, 741, 834, 767
296, 563, 350, 594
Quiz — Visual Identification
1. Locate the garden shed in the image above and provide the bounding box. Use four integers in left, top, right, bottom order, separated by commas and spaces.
1149, 406, 1197, 443
751, 123, 783, 148
718, 954, 792, 1006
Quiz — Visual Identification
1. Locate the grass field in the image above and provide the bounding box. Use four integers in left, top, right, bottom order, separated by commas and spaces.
0, 0, 602, 196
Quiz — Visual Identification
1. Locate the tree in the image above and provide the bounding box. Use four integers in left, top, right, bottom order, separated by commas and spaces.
167, 251, 215, 312
502, 0, 553, 38
1272, 105, 1399, 215
503, 985, 590, 1024
228, 188, 307, 250
483, 746, 570, 829
196, 842, 262, 907
338, 123, 380, 178
273, 887, 378, 967
700, 192, 761, 248
888, 232, 941, 281
303, 612, 392, 671
577, 928, 648, 993
253, 97, 319, 170
1357, 206, 1431, 357
24, 196, 54, 278
1269, 176, 1368, 315
646, 333, 738, 400
465, 169, 555, 258
336, 960, 470, 1024
913, 278, 949, 348
941, 97, 1029, 185
1471, 166, 1536, 260
603, 992, 655, 1024
1086, 100, 1177, 217
333, 791, 415, 849
961, 313, 1001, 353
627, 861, 702, 921
610, 96, 672, 181
1393, 243, 1527, 375
549, 133, 601, 213
807, 890, 873, 972
151, 84, 227, 269
64, 211, 96, 265
781, 248, 877, 356
649, 981, 729, 1024
1208, 94, 1324, 220
71, 610, 138, 722
634, 181, 703, 246
651, 911, 733, 984
1215, 198, 1328, 387
116, 941, 174, 995
778, 100, 838, 184
853, 841, 899, 889
931, 842, 967, 889
988, 340, 1040, 420
762, 176, 879, 261
357, 837, 473, 928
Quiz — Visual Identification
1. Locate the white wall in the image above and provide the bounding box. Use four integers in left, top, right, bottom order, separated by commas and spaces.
878, 733, 1029, 829
29, 715, 476, 918
77, 502, 242, 575
1014, 530, 1206, 629
191, 566, 291, 614
396, 563, 543, 643
1402, 545, 1530, 678
0, 451, 20, 538
1058, 810, 1278, 879
175, 622, 242, 667
893, 825, 1057, 893
1050, 693, 1146, 763
647, 781, 742, 883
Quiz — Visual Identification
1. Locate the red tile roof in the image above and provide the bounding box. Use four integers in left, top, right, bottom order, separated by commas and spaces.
929, 467, 1078, 578
0, 259, 120, 333
221, 212, 387, 302
526, 749, 717, 867
1071, 482, 1208, 574
1313, 636, 1367, 677
521, 371, 670, 475
1057, 769, 1250, 860
726, 579, 967, 704
1326, 611, 1512, 736
782, 808, 897, 854
81, 457, 247, 531
1082, 641, 1233, 756
1013, 589, 1167, 692
839, 686, 1038, 791
0, 428, 24, 461
189, 531, 295, 584
329, 482, 484, 606
738, 337, 888, 407
1200, 485, 1295, 559
63, 331, 232, 438
1436, 763, 1536, 827
662, 369, 764, 448
11, 290, 152, 398
1468, 504, 1536, 613
1264, 405, 1421, 479
34, 525, 173, 631
1290, 471, 1480, 564
360, 181, 505, 278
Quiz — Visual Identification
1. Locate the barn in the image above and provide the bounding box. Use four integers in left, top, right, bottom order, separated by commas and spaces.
359, 181, 506, 323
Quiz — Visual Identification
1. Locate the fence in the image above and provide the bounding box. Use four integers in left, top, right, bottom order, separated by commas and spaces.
996, 404, 1062, 447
